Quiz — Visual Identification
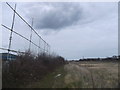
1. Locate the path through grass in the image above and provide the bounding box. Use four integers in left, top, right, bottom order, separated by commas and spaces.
25, 61, 118, 88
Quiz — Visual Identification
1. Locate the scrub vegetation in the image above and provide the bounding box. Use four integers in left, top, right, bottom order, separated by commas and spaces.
2, 51, 66, 88
24, 60, 118, 88
2, 52, 118, 88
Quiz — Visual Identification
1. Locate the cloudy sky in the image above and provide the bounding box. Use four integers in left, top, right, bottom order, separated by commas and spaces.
2, 2, 118, 60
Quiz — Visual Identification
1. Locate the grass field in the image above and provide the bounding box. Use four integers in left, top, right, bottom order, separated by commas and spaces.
25, 61, 118, 88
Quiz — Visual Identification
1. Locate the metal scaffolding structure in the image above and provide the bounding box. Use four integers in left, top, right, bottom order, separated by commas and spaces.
1, 2, 51, 59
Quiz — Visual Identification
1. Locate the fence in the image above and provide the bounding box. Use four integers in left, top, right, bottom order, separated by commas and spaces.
1, 2, 51, 59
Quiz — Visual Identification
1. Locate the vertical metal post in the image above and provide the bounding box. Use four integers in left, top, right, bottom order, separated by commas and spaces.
46, 43, 48, 54
7, 4, 16, 60
43, 41, 46, 53
39, 38, 41, 54
47, 44, 49, 54
29, 18, 33, 51
48, 45, 50, 56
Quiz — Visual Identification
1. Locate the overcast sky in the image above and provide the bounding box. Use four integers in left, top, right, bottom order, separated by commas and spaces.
2, 2, 118, 60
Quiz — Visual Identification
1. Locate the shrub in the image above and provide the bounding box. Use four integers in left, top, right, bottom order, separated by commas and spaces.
2, 51, 66, 88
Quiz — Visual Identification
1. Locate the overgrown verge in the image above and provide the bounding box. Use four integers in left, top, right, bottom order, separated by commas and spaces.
2, 51, 66, 88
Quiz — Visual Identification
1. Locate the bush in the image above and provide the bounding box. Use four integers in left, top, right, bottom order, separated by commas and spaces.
2, 51, 66, 88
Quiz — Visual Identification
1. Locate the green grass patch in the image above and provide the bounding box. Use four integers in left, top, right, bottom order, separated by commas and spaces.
25, 65, 66, 88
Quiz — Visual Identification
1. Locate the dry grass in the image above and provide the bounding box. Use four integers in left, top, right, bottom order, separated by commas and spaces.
64, 61, 118, 88
11, 60, 118, 88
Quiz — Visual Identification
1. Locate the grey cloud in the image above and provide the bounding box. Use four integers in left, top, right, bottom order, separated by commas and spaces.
25, 3, 83, 30
2, 2, 117, 59
23, 2, 117, 31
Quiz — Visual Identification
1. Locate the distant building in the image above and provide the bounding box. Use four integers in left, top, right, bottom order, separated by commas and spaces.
0, 53, 17, 60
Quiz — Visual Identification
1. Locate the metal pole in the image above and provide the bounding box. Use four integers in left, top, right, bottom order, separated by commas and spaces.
39, 38, 41, 54
29, 18, 33, 51
44, 42, 46, 53
7, 4, 16, 60
48, 45, 50, 56
46, 44, 48, 54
